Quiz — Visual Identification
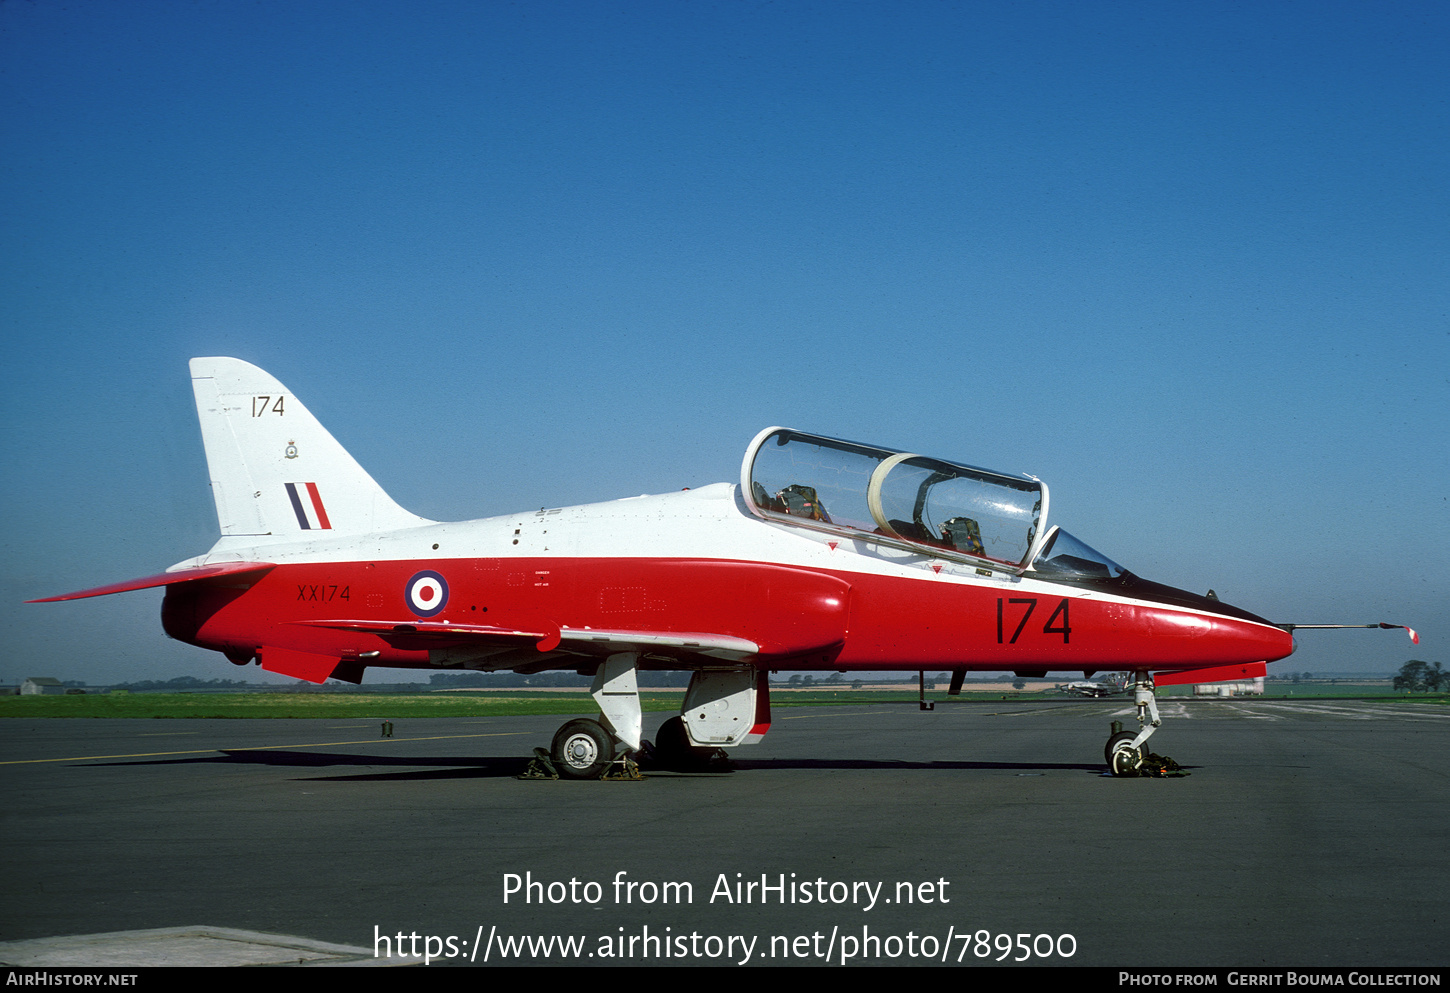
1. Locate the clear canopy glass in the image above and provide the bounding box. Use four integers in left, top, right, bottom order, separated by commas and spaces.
742, 428, 1047, 571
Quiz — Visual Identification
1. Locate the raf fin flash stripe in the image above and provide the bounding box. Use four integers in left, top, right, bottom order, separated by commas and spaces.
285, 482, 332, 530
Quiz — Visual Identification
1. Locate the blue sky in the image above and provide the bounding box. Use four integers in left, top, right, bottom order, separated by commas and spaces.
2, 0, 1445, 684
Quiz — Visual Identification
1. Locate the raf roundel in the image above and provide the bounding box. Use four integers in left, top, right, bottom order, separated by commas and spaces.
404, 570, 449, 617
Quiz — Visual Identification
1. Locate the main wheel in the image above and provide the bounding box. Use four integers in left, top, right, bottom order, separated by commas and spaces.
551, 719, 615, 779
1105, 730, 1144, 776
650, 716, 715, 771
653, 716, 690, 756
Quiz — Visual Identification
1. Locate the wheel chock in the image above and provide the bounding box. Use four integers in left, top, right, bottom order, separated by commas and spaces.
517, 747, 560, 780
601, 753, 644, 781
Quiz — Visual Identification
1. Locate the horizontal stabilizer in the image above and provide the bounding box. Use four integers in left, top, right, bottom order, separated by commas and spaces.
29, 563, 275, 602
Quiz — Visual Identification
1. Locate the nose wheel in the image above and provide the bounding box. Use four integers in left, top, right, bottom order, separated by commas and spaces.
1105, 728, 1144, 775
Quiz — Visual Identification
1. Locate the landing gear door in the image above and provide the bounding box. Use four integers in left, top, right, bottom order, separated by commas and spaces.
682, 669, 768, 747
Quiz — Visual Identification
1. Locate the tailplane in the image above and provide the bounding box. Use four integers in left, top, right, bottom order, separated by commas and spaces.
189, 357, 433, 539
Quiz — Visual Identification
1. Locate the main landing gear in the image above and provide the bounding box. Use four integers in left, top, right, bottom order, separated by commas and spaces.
1105, 670, 1161, 777
540, 652, 643, 780
532, 657, 766, 780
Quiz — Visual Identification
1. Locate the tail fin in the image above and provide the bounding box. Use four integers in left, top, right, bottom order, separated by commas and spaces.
189, 357, 433, 538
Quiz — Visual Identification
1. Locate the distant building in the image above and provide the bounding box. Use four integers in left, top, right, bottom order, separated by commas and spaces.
1193, 677, 1264, 697
21, 677, 67, 696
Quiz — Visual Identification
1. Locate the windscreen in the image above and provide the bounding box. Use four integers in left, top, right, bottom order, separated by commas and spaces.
1029, 527, 1126, 579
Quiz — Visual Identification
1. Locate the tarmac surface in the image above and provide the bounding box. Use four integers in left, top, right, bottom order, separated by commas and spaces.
2, 698, 1447, 968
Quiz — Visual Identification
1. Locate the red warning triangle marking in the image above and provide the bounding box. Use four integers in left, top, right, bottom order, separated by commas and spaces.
827, 542, 838, 551
931, 564, 942, 574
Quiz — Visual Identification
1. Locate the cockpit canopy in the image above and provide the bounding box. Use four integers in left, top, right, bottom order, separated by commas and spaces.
741, 428, 1048, 572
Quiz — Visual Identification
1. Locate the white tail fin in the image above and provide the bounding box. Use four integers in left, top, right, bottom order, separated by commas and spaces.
189, 357, 433, 538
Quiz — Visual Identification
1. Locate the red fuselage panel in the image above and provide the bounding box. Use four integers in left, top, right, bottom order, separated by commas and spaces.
836, 572, 1291, 668
164, 558, 851, 667
161, 556, 1292, 673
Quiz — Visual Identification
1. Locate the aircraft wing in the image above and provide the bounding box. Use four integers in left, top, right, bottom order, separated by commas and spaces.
291, 618, 558, 649
28, 562, 276, 602
556, 627, 758, 663
293, 619, 760, 664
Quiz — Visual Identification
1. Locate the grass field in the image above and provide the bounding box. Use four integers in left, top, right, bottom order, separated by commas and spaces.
0, 686, 1442, 718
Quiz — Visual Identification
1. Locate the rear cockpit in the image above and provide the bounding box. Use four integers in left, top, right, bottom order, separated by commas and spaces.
741, 428, 1048, 572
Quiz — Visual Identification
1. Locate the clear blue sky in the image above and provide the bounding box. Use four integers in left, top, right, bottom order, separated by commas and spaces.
3, 1, 1445, 684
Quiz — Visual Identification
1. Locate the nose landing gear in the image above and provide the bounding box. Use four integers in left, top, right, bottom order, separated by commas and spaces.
1106, 670, 1161, 777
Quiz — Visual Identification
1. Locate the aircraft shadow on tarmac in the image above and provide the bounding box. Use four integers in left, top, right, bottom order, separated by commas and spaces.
90, 750, 533, 780
88, 749, 1121, 781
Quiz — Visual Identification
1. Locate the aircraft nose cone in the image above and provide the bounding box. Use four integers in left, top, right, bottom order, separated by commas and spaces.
1232, 615, 1295, 662
1136, 605, 1294, 664
1185, 593, 1294, 663
1105, 573, 1292, 663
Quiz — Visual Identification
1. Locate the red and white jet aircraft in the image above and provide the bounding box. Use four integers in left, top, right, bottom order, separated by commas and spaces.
32, 358, 1418, 777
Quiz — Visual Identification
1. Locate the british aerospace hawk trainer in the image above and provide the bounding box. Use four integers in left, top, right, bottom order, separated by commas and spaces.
32, 358, 1418, 777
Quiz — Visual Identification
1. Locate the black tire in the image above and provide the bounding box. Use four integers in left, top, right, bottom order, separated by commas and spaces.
551, 719, 615, 779
1105, 730, 1143, 776
651, 716, 719, 771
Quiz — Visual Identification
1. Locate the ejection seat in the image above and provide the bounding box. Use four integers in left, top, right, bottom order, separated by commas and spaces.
776, 484, 830, 523
940, 517, 985, 556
